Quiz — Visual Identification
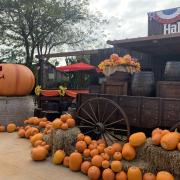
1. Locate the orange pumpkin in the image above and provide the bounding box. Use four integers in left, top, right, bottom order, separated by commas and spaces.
61, 123, 68, 130
83, 149, 91, 158
151, 128, 162, 137
89, 143, 97, 150
112, 143, 122, 152
113, 152, 122, 160
63, 156, 70, 167
0, 125, 5, 132
52, 150, 65, 165
143, 172, 156, 180
129, 132, 146, 147
31, 146, 47, 161
156, 171, 174, 180
88, 166, 101, 180
0, 64, 35, 96
91, 155, 103, 167
52, 118, 62, 129
122, 143, 136, 161
81, 161, 91, 174
101, 153, 110, 160
84, 135, 92, 145
39, 121, 47, 128
76, 141, 87, 153
7, 123, 16, 133
97, 145, 105, 154
160, 132, 179, 150
111, 160, 122, 173
102, 160, 110, 169
127, 166, 142, 180
160, 130, 170, 137
60, 114, 72, 122
90, 149, 99, 157
30, 133, 43, 146
104, 146, 115, 156
177, 143, 180, 151
69, 152, 83, 171
18, 129, 26, 138
116, 171, 127, 180
66, 118, 75, 128
77, 133, 85, 141
152, 133, 161, 145
102, 168, 115, 180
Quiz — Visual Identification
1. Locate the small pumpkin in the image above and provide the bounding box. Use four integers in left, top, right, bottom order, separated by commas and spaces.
91, 155, 103, 167
104, 146, 115, 156
18, 129, 26, 138
76, 141, 87, 153
0, 125, 5, 132
90, 149, 99, 157
160, 129, 170, 137
63, 156, 70, 167
156, 171, 174, 180
152, 133, 161, 145
102, 168, 115, 180
116, 171, 127, 180
61, 123, 68, 130
52, 118, 62, 129
151, 128, 162, 137
102, 160, 110, 169
113, 152, 122, 160
84, 135, 92, 145
69, 152, 82, 171
83, 149, 91, 158
60, 114, 72, 122
77, 133, 85, 141
97, 145, 105, 154
160, 132, 179, 150
30, 133, 43, 146
111, 160, 122, 173
81, 161, 91, 174
122, 143, 136, 161
129, 132, 146, 147
88, 166, 101, 180
112, 143, 122, 152
89, 143, 97, 150
127, 166, 142, 180
39, 121, 47, 128
143, 172, 156, 180
52, 150, 65, 165
101, 153, 110, 160
31, 146, 47, 161
7, 123, 16, 133
66, 118, 75, 128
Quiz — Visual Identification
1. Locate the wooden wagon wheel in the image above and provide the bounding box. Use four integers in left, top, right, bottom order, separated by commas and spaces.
76, 97, 130, 145
170, 121, 180, 131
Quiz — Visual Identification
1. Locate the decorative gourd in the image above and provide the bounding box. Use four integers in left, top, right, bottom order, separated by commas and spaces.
102, 160, 110, 169
113, 152, 122, 160
83, 149, 91, 158
122, 143, 136, 161
69, 152, 82, 171
112, 143, 122, 152
0, 64, 35, 96
102, 168, 115, 180
31, 146, 47, 161
18, 129, 26, 138
116, 171, 127, 180
63, 156, 70, 167
88, 166, 101, 180
76, 141, 87, 153
111, 160, 122, 173
129, 132, 146, 147
66, 118, 76, 128
143, 172, 156, 180
160, 132, 179, 150
81, 161, 91, 174
127, 166, 142, 180
84, 135, 92, 145
0, 125, 6, 132
77, 133, 85, 141
7, 123, 16, 133
52, 150, 65, 165
30, 133, 43, 146
152, 133, 161, 145
52, 118, 62, 129
91, 155, 103, 167
156, 171, 174, 180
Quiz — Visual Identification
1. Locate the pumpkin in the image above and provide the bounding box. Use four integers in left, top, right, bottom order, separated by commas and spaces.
102, 168, 115, 180
129, 132, 146, 147
101, 153, 110, 160
31, 146, 47, 161
29, 117, 39, 125
97, 145, 105, 154
143, 172, 156, 180
152, 133, 161, 145
91, 155, 103, 167
112, 143, 122, 152
39, 121, 47, 128
7, 123, 16, 133
69, 152, 82, 171
0, 64, 35, 96
30, 133, 43, 146
0, 125, 5, 132
156, 171, 174, 180
116, 171, 127, 180
83, 149, 91, 158
25, 128, 32, 138
102, 160, 110, 169
81, 161, 91, 174
111, 160, 122, 173
104, 146, 115, 156
89, 143, 97, 150
66, 118, 75, 128
151, 128, 162, 137
60, 114, 72, 122
122, 143, 136, 161
52, 118, 62, 129
97, 139, 106, 145
63, 156, 70, 167
127, 166, 142, 180
88, 166, 101, 180
84, 135, 92, 145
52, 150, 65, 165
177, 143, 180, 151
44, 144, 50, 151
160, 130, 170, 137
77, 133, 85, 141
61, 123, 68, 130
18, 129, 26, 138
76, 141, 87, 153
160, 132, 179, 150
34, 140, 43, 147
90, 149, 99, 157
30, 127, 39, 136
113, 152, 122, 160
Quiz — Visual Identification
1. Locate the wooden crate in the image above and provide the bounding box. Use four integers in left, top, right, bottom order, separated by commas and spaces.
157, 81, 180, 98
101, 81, 128, 95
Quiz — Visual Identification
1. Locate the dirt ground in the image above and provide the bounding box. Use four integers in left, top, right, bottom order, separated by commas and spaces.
0, 132, 88, 180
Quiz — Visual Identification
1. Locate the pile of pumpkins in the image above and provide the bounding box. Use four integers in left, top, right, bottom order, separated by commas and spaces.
152, 128, 180, 151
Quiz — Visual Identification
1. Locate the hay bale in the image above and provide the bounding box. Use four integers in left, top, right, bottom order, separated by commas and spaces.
52, 127, 80, 156
43, 133, 52, 147
137, 138, 180, 176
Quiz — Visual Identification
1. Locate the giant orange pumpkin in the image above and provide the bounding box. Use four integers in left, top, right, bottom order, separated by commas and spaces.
0, 64, 35, 96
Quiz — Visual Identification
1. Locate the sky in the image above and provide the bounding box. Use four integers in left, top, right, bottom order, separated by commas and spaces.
89, 0, 180, 41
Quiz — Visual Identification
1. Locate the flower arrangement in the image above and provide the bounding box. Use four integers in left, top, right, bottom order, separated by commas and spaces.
98, 54, 141, 76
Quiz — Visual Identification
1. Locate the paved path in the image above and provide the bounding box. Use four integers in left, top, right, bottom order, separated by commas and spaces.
0, 132, 88, 180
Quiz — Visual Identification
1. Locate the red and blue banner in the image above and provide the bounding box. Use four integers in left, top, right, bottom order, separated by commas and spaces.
148, 7, 180, 24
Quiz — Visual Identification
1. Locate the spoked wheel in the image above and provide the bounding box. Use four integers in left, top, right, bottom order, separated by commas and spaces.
170, 121, 180, 131
77, 97, 130, 145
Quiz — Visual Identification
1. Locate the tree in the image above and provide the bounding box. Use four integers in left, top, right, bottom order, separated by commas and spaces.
0, 0, 108, 68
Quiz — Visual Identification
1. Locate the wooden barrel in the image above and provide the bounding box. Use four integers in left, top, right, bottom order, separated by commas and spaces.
164, 61, 180, 81
131, 71, 155, 97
